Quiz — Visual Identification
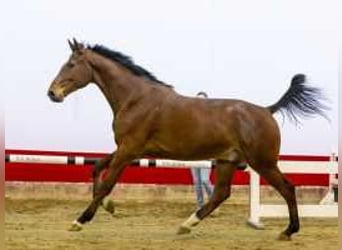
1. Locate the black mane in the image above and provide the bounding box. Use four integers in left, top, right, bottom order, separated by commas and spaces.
88, 44, 172, 88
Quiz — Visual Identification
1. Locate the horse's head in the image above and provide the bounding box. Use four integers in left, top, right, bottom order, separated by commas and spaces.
47, 38, 93, 103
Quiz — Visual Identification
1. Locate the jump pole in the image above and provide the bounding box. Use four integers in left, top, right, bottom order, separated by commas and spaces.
5, 153, 247, 170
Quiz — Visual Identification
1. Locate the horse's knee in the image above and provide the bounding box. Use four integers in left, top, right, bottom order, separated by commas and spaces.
287, 182, 295, 193
96, 181, 114, 197
93, 154, 113, 179
284, 180, 296, 199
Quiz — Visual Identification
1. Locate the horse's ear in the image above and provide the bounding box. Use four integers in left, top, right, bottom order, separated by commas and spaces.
68, 39, 76, 52
72, 38, 84, 52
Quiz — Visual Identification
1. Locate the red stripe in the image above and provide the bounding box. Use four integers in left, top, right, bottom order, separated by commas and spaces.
5, 163, 330, 186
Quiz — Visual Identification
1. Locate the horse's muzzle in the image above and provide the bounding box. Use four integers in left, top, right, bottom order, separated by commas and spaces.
48, 90, 63, 103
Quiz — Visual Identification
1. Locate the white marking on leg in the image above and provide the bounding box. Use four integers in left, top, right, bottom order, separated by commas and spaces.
72, 220, 82, 227
102, 196, 111, 209
181, 212, 201, 229
69, 219, 83, 231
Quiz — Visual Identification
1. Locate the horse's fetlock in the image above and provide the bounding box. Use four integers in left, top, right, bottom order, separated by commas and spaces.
291, 222, 300, 233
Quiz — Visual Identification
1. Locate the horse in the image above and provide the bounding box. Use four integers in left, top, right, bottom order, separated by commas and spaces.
47, 38, 328, 240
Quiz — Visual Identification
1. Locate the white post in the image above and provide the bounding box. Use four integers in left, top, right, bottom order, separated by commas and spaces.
247, 168, 264, 229
247, 158, 338, 229
320, 153, 338, 205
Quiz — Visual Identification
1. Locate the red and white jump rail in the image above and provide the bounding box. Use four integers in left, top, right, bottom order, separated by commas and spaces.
247, 154, 338, 229
4, 153, 246, 169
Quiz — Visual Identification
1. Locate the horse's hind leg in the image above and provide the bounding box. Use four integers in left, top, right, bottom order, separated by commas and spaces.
253, 164, 299, 240
177, 161, 236, 234
92, 152, 116, 215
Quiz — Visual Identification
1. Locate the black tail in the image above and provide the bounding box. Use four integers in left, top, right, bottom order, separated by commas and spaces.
267, 74, 329, 123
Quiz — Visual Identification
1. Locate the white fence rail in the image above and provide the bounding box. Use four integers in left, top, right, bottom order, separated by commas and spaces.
247, 157, 338, 229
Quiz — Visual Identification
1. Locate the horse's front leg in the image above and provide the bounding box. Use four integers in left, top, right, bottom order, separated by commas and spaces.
69, 150, 134, 231
92, 152, 116, 214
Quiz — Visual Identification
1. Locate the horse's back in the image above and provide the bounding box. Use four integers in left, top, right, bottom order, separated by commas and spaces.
145, 93, 280, 161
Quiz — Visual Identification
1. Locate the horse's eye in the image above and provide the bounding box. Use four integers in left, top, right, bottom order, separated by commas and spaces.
68, 62, 75, 68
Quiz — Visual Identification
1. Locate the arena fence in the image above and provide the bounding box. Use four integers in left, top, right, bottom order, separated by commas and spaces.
5, 150, 338, 228
4, 149, 333, 186
247, 155, 338, 229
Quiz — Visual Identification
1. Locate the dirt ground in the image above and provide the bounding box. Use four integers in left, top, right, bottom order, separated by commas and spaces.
5, 197, 338, 250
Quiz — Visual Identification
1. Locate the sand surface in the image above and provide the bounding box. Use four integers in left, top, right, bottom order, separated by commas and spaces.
5, 198, 338, 250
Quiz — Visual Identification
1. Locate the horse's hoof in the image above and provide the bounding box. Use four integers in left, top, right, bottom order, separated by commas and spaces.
102, 197, 115, 215
68, 221, 83, 232
278, 232, 291, 241
177, 226, 191, 235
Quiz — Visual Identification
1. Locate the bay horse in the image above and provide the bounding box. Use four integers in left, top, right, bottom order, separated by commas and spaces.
47, 39, 328, 240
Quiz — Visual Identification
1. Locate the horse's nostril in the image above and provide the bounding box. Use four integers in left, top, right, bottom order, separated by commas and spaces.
48, 89, 63, 102
48, 90, 55, 98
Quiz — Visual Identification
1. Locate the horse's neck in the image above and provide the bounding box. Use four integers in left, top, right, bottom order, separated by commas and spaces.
90, 54, 145, 114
